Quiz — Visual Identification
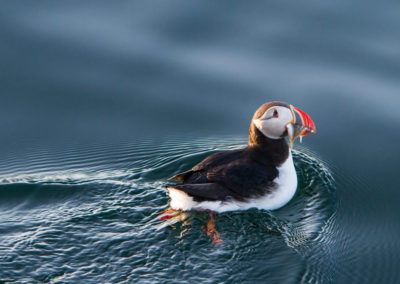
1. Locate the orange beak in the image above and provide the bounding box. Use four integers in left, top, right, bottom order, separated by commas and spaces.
293, 107, 316, 136
286, 105, 316, 148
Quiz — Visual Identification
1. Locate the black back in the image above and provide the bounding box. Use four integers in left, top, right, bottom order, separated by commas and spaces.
168, 133, 289, 202
168, 102, 290, 202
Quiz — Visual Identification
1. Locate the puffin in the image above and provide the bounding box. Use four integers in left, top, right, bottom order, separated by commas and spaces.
162, 101, 316, 243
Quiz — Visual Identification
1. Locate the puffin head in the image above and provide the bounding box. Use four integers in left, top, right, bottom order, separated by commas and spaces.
251, 101, 316, 148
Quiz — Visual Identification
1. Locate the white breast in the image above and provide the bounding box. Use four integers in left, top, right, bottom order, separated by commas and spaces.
252, 150, 298, 210
168, 151, 298, 212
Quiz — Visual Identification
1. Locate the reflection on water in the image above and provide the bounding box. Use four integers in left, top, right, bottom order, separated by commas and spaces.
0, 137, 337, 282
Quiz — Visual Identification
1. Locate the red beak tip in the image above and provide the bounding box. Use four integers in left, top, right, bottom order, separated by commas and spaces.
293, 106, 316, 135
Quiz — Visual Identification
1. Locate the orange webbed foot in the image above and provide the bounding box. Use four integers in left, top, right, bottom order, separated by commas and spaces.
205, 212, 223, 245
159, 207, 177, 221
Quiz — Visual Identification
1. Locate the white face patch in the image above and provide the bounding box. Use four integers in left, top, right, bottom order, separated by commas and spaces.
253, 106, 294, 139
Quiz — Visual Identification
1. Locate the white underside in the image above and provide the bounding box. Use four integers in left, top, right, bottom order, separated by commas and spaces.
168, 151, 298, 213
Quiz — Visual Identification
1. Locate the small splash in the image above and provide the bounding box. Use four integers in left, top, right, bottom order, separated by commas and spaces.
151, 138, 337, 282
278, 148, 336, 247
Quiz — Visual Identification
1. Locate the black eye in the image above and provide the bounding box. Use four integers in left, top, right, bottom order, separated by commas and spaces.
273, 109, 279, 118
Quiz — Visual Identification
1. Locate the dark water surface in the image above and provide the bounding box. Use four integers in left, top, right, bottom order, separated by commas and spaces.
1, 1, 400, 283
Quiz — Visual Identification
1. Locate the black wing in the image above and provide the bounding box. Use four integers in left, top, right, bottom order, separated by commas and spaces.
168, 149, 243, 181
167, 183, 234, 202
206, 159, 278, 199
168, 148, 278, 201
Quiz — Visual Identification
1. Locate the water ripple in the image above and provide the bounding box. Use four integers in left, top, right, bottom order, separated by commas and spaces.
0, 136, 341, 283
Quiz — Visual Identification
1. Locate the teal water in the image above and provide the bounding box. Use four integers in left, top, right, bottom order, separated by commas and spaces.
0, 138, 336, 283
1, 1, 400, 283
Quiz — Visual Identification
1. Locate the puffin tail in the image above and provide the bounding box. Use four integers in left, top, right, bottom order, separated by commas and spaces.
168, 170, 194, 181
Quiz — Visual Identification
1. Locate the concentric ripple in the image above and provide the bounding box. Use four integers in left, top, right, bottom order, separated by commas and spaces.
0, 136, 337, 283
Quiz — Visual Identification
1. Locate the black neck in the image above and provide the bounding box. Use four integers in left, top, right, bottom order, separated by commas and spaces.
248, 122, 289, 167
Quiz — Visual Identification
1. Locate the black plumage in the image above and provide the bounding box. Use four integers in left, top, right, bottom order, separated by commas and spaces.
168, 102, 291, 203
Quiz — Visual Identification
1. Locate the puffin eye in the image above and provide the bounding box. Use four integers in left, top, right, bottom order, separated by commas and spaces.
273, 109, 279, 118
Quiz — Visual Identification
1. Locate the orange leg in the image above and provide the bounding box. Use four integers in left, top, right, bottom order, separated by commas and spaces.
159, 207, 176, 221
205, 212, 223, 245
